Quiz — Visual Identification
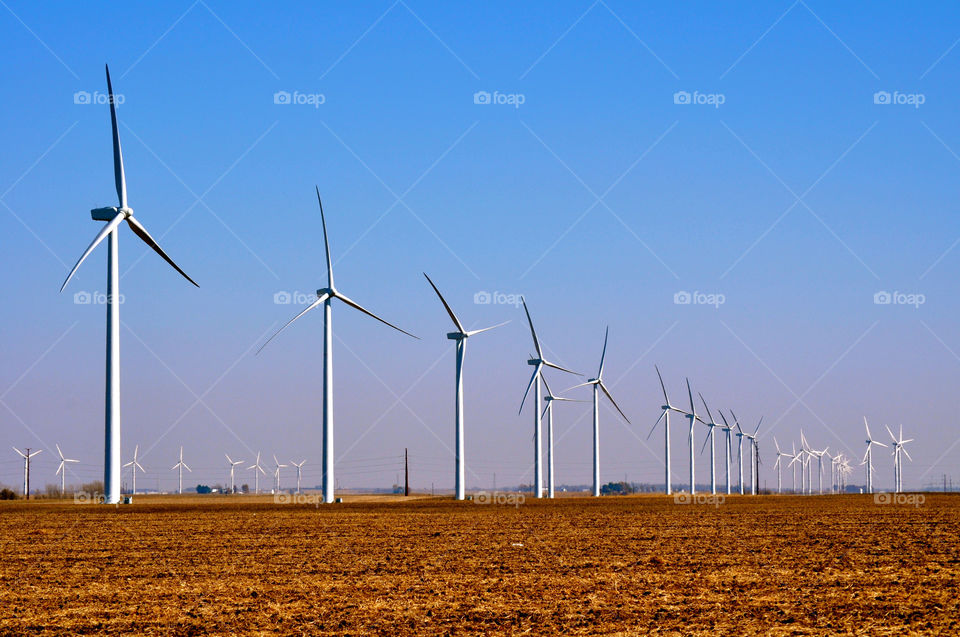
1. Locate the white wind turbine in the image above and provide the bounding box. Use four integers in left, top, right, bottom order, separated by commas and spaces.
698, 395, 721, 494
718, 411, 735, 494
258, 188, 417, 504
566, 327, 630, 497
649, 366, 686, 495
518, 297, 578, 499
291, 459, 306, 494
799, 431, 812, 494
273, 455, 288, 492
682, 379, 703, 495
123, 444, 145, 495
811, 446, 829, 494
731, 413, 745, 495
862, 417, 886, 494
885, 424, 913, 492
788, 442, 802, 493
60, 66, 198, 505
55, 444, 78, 496
13, 447, 42, 498
773, 437, 792, 494
225, 454, 244, 494
171, 446, 191, 495
248, 452, 266, 494
740, 417, 762, 495
541, 375, 585, 499
424, 273, 507, 501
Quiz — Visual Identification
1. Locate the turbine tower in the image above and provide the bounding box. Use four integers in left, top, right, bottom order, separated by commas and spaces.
886, 424, 913, 492
13, 447, 42, 499
291, 459, 306, 494
55, 444, 78, 496
248, 452, 266, 494
225, 454, 244, 494
60, 65, 198, 505
740, 417, 762, 495
773, 438, 792, 494
862, 417, 886, 494
258, 188, 417, 504
788, 442, 802, 494
683, 379, 702, 495
718, 411, 734, 494
567, 327, 630, 497
649, 366, 685, 495
731, 412, 745, 494
541, 375, 584, 498
171, 446, 191, 495
811, 446, 829, 494
122, 444, 145, 495
698, 395, 720, 494
518, 298, 577, 499
423, 273, 507, 501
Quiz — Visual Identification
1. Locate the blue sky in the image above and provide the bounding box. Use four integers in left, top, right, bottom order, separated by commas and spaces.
2, 1, 960, 493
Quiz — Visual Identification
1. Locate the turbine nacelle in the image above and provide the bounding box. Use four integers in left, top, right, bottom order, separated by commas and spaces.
91, 206, 132, 221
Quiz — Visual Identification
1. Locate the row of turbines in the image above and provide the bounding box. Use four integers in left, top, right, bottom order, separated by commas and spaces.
54, 66, 918, 505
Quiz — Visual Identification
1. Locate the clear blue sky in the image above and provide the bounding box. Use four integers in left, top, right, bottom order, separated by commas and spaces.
2, 1, 959, 493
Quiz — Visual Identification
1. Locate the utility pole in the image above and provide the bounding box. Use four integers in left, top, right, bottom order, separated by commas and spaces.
404, 448, 409, 496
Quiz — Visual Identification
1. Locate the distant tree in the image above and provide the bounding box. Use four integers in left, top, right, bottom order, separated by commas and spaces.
195, 484, 212, 494
0, 488, 16, 500
600, 481, 633, 495
241, 483, 249, 494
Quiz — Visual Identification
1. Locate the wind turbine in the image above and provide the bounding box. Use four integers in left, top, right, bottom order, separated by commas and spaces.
649, 366, 685, 495
886, 424, 913, 492
123, 444, 145, 495
811, 446, 829, 494
248, 452, 266, 494
718, 411, 734, 494
698, 395, 720, 494
541, 375, 585, 498
518, 297, 578, 499
566, 327, 630, 497
55, 444, 78, 496
788, 442, 802, 494
171, 446, 191, 495
682, 379, 702, 495
730, 411, 745, 494
60, 66, 198, 505
225, 454, 244, 494
423, 273, 507, 501
291, 459, 306, 494
740, 417, 762, 495
258, 188, 417, 504
273, 455, 287, 492
862, 418, 886, 494
773, 437, 792, 494
13, 447, 42, 499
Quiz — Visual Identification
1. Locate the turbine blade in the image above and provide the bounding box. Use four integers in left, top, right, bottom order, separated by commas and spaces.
56, 443, 64, 460
125, 215, 198, 287
335, 292, 418, 339
519, 364, 541, 414
60, 211, 126, 291
541, 402, 550, 420
686, 378, 695, 416
563, 381, 594, 392
12, 447, 25, 458
465, 320, 510, 337
599, 382, 629, 423
864, 416, 872, 439
655, 365, 669, 404
105, 65, 126, 208
873, 441, 887, 448
540, 373, 554, 399
543, 360, 579, 375
597, 326, 609, 379
698, 392, 715, 425
647, 410, 665, 440
257, 293, 328, 354
520, 297, 542, 358
699, 431, 711, 455
901, 446, 913, 462
885, 424, 897, 443
423, 272, 465, 333
316, 186, 334, 289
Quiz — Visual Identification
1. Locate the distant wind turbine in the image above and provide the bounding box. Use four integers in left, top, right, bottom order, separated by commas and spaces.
225, 454, 244, 494
861, 418, 886, 494
518, 298, 578, 499
273, 455, 288, 492
567, 327, 630, 497
258, 188, 417, 504
55, 444, 78, 496
122, 444, 145, 495
60, 65, 198, 505
649, 366, 685, 495
424, 273, 507, 501
171, 446, 191, 495
291, 459, 306, 494
13, 447, 42, 499
698, 395, 720, 494
248, 452, 266, 494
541, 375, 584, 498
